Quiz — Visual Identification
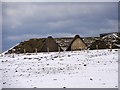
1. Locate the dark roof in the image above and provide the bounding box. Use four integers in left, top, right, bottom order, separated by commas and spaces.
40, 36, 63, 52
89, 40, 109, 50
8, 38, 45, 53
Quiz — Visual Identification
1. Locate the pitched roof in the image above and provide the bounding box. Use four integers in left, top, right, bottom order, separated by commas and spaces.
40, 36, 63, 52
66, 35, 87, 51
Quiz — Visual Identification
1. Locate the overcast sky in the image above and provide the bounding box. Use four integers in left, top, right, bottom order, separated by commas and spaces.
2, 2, 118, 52
0, 2, 2, 52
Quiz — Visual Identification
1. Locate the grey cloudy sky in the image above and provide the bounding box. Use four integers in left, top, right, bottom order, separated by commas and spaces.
0, 2, 2, 52
2, 2, 118, 51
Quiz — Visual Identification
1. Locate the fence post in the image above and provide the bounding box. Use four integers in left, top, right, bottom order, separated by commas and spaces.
71, 49, 72, 52
24, 49, 26, 55
35, 48, 37, 55
87, 48, 89, 53
0, 51, 2, 57
109, 44, 112, 52
12, 49, 14, 58
96, 45, 98, 51
58, 47, 60, 53
47, 47, 49, 54
58, 47, 61, 58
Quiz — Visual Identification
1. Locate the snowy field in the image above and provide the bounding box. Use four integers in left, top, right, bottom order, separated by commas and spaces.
0, 56, 2, 90
0, 49, 118, 88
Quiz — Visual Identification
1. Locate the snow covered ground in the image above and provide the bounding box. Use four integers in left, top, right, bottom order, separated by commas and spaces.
0, 49, 118, 88
0, 55, 2, 90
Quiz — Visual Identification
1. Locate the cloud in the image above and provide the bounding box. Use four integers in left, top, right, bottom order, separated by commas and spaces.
2, 0, 120, 2
3, 2, 117, 30
2, 2, 118, 51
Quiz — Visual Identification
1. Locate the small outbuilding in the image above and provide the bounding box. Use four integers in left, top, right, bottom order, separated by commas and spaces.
40, 36, 63, 52
66, 35, 87, 51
